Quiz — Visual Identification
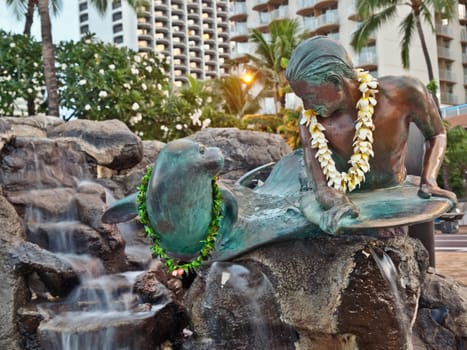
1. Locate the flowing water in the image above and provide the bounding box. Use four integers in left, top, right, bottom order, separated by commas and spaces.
28, 184, 158, 350
370, 247, 414, 350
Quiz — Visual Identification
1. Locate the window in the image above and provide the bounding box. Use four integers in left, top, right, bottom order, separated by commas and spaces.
112, 0, 121, 9
112, 12, 122, 21
113, 23, 123, 33
79, 2, 88, 11
79, 13, 88, 22
80, 25, 89, 34
114, 35, 123, 44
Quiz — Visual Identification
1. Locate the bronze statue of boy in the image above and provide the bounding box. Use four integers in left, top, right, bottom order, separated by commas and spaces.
286, 36, 456, 234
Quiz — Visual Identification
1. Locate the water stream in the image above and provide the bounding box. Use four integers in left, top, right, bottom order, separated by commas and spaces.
370, 247, 414, 350
26, 184, 160, 349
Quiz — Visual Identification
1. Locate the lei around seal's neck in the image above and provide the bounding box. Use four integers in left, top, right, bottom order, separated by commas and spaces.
300, 68, 378, 193
137, 165, 223, 275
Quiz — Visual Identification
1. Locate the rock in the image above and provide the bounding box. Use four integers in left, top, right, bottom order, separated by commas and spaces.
414, 273, 467, 347
48, 119, 143, 170
0, 137, 95, 192
0, 196, 29, 350
184, 236, 427, 350
6, 188, 76, 221
17, 305, 44, 350
2, 115, 64, 138
133, 270, 171, 304
10, 241, 79, 297
189, 128, 291, 180
0, 118, 15, 153
38, 300, 189, 349
110, 140, 165, 196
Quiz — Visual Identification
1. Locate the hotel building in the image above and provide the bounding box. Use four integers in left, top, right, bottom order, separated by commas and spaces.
78, 0, 230, 85
229, 0, 467, 107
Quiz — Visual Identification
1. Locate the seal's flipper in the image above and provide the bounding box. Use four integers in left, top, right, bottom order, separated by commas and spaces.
102, 192, 139, 224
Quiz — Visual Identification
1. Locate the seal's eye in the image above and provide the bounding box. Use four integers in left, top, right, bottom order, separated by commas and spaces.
199, 145, 206, 155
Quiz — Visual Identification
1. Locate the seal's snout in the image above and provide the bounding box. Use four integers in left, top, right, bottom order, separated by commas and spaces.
204, 146, 224, 173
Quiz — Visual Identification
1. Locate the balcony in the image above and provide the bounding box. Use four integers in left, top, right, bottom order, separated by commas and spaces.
437, 46, 454, 61
231, 41, 251, 61
297, 0, 316, 16
218, 31, 229, 40
230, 22, 249, 42
229, 2, 247, 21
252, 0, 268, 12
315, 10, 339, 34
314, 0, 338, 10
271, 5, 288, 20
436, 24, 453, 38
354, 46, 377, 70
461, 29, 467, 43
439, 69, 455, 82
460, 12, 467, 24
326, 32, 339, 42
302, 16, 317, 32
440, 92, 458, 105
269, 0, 288, 6
137, 31, 153, 42
254, 11, 271, 32
218, 21, 229, 29
137, 20, 152, 30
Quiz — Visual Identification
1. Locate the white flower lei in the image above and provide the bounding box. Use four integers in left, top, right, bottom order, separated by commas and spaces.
300, 68, 378, 193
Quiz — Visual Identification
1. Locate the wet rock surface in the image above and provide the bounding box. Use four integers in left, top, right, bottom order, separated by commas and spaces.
184, 236, 429, 350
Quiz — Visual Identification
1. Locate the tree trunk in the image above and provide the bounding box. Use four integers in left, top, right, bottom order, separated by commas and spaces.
415, 14, 441, 110
23, 0, 37, 36
25, 0, 38, 115
38, 0, 59, 117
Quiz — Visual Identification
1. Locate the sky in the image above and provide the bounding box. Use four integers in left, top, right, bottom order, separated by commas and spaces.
0, 1, 79, 43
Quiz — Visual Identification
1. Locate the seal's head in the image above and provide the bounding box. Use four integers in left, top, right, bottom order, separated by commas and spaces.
146, 139, 224, 258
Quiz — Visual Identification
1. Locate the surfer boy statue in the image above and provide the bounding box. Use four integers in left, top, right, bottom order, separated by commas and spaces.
285, 36, 456, 234
103, 35, 457, 273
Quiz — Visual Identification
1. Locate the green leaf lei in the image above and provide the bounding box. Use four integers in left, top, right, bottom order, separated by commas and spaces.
136, 166, 223, 273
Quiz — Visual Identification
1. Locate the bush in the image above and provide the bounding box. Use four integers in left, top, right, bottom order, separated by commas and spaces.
0, 30, 46, 116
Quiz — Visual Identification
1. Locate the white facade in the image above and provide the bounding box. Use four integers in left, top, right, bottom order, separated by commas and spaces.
78, 0, 230, 85
229, 0, 467, 106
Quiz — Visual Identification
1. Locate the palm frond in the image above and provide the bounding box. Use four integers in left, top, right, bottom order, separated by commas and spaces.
399, 13, 416, 69
419, 1, 435, 31
351, 5, 398, 52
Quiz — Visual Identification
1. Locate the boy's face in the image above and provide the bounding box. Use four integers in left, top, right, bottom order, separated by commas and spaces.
289, 79, 344, 118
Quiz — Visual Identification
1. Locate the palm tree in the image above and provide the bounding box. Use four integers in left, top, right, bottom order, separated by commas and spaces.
37, 0, 59, 116
245, 18, 305, 116
5, 0, 142, 117
350, 0, 455, 107
5, 0, 62, 35
215, 75, 262, 118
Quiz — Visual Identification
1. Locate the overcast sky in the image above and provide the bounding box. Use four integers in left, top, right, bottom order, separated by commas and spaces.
0, 2, 79, 42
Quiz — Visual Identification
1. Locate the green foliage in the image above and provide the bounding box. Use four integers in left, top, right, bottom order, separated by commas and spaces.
351, 0, 455, 71
0, 31, 238, 141
213, 75, 261, 119
55, 34, 173, 139
0, 30, 46, 116
440, 125, 467, 198
277, 108, 301, 149
241, 113, 283, 133
426, 79, 438, 94
137, 165, 223, 273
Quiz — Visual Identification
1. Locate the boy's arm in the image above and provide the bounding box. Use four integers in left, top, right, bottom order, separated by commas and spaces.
410, 82, 457, 203
299, 124, 360, 233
